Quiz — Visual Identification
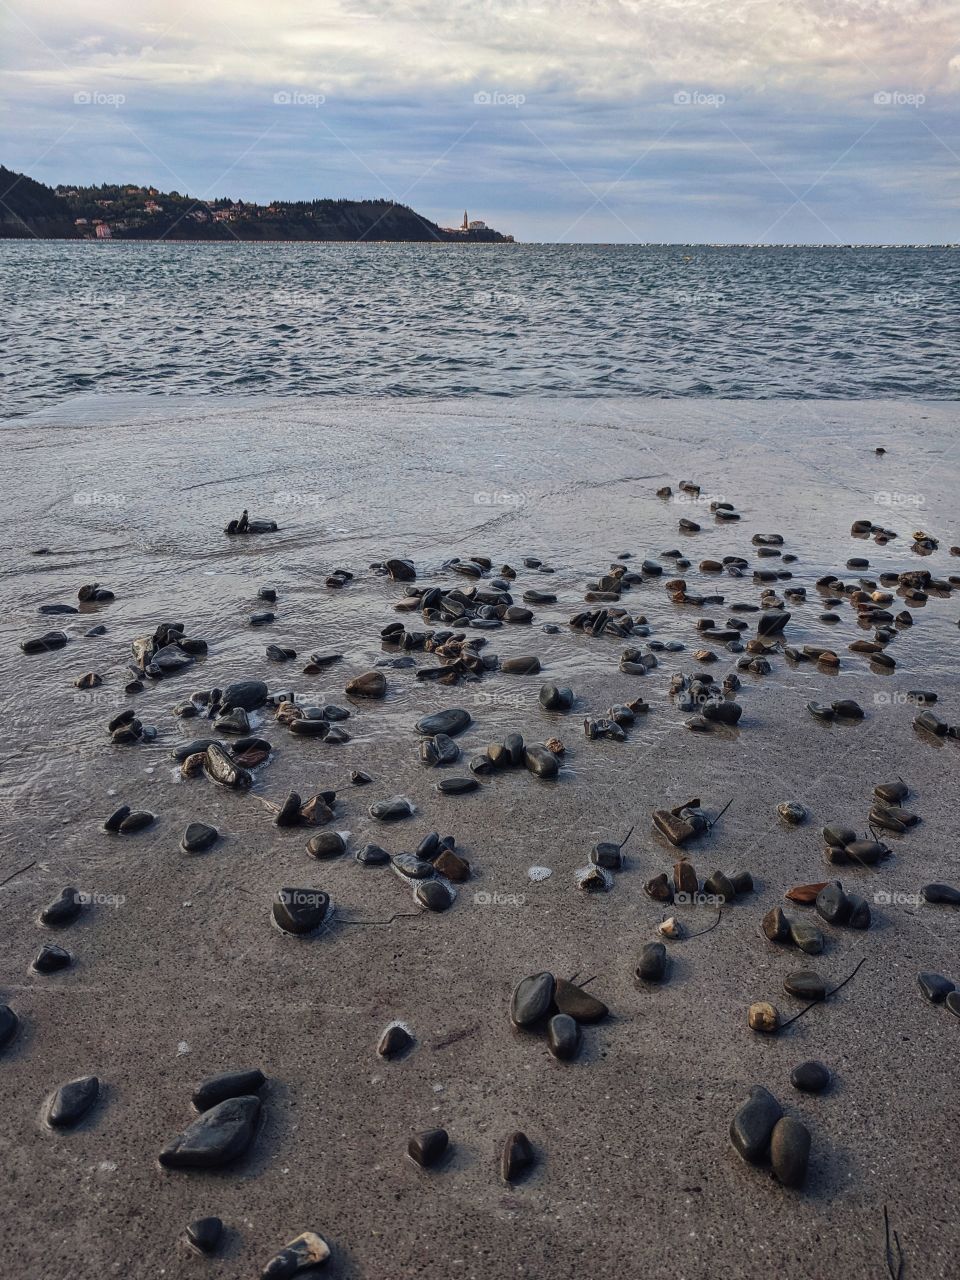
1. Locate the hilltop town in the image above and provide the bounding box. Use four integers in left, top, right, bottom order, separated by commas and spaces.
0, 168, 515, 243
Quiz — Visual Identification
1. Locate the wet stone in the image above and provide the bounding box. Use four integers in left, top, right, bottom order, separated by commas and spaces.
378, 1023, 414, 1058
415, 880, 454, 911
730, 1085, 783, 1164
159, 1095, 261, 1169
45, 1075, 100, 1128
501, 1130, 536, 1183
791, 1060, 831, 1093
32, 944, 71, 974
0, 1005, 19, 1054
922, 883, 960, 905
946, 991, 960, 1019
434, 848, 470, 882
40, 887, 81, 928
547, 1013, 581, 1061
408, 1128, 448, 1168
393, 853, 434, 879
501, 656, 541, 675
778, 802, 806, 825
524, 744, 559, 779
437, 776, 479, 795
918, 972, 955, 1003
346, 671, 387, 699
306, 831, 346, 859
511, 972, 555, 1027
193, 1068, 266, 1111
554, 977, 608, 1024
771, 1116, 810, 1188
356, 843, 391, 866
185, 1217, 223, 1255
370, 796, 414, 822
273, 888, 330, 935
784, 970, 827, 1001
260, 1232, 331, 1278
789, 920, 824, 954
415, 708, 471, 737
636, 941, 667, 983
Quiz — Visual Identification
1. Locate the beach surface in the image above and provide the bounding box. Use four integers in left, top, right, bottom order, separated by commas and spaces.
1, 396, 959, 1279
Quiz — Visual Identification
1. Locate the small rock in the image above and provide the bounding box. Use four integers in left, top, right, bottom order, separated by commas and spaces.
546, 1013, 581, 1060
306, 831, 346, 859
501, 1130, 536, 1183
346, 671, 387, 699
791, 1060, 830, 1093
369, 796, 414, 822
415, 880, 453, 911
45, 1075, 100, 1128
32, 944, 71, 974
748, 1001, 780, 1033
408, 1128, 448, 1168
260, 1231, 331, 1278
181, 822, 218, 854
553, 978, 607, 1023
192, 1068, 266, 1111
770, 1116, 811, 1187
784, 970, 827, 1001
730, 1085, 782, 1164
918, 972, 955, 1003
159, 1095, 261, 1169
636, 941, 667, 983
272, 888, 330, 935
377, 1024, 414, 1058
40, 887, 81, 928
185, 1217, 223, 1255
511, 972, 555, 1027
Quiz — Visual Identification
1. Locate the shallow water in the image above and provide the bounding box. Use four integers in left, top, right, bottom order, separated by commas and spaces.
2, 243, 959, 415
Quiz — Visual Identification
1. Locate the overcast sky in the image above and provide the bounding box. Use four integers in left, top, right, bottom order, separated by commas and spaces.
3, 0, 959, 242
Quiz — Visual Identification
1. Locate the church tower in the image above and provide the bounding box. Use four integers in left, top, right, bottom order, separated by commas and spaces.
462, 210, 468, 231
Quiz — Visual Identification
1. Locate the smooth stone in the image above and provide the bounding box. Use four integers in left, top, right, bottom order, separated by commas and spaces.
173, 738, 219, 762
356, 843, 391, 866
946, 991, 960, 1019
193, 1068, 266, 1111
186, 1217, 223, 1255
370, 797, 414, 822
181, 822, 218, 854
305, 830, 345, 859
547, 1013, 581, 1061
45, 1075, 100, 1128
159, 1095, 261, 1168
501, 656, 541, 674
777, 802, 806, 825
784, 970, 827, 1001
204, 744, 254, 789
220, 679, 268, 711
554, 977, 608, 1024
501, 1130, 536, 1183
260, 1231, 331, 1278
539, 684, 574, 711
791, 1060, 831, 1093
789, 920, 824, 955
420, 733, 460, 767
815, 881, 851, 926
762, 906, 790, 943
511, 972, 555, 1027
346, 671, 387, 698
32, 944, 71, 974
392, 853, 434, 879
289, 718, 330, 738
644, 872, 673, 903
922, 883, 960, 905
377, 1024, 414, 1058
748, 1002, 780, 1033
273, 888, 330, 935
40, 887, 81, 927
730, 1085, 783, 1164
408, 1128, 448, 1168
436, 775, 479, 795
770, 1116, 811, 1188
847, 894, 871, 929
0, 1005, 19, 1053
415, 880, 453, 911
214, 707, 250, 734
434, 848, 470, 882
21, 630, 68, 653
702, 870, 735, 902
636, 941, 667, 982
591, 841, 623, 870
524, 744, 559, 779
103, 804, 130, 833
118, 810, 154, 835
386, 557, 417, 581
415, 708, 471, 737
918, 972, 955, 1003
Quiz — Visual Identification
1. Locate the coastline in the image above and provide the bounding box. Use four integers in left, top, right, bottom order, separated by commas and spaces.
1, 396, 959, 1278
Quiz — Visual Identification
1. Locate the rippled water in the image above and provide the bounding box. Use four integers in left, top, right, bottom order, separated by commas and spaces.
2, 242, 958, 414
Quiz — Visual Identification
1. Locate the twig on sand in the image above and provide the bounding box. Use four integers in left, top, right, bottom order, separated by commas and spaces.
708, 799, 733, 830
0, 861, 36, 887
883, 1205, 905, 1280
338, 912, 422, 927
686, 907, 722, 939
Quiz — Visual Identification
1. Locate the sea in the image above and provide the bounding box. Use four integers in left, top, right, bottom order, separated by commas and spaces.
2, 241, 959, 415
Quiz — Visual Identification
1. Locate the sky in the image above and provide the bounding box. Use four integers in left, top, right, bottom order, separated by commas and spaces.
2, 0, 959, 242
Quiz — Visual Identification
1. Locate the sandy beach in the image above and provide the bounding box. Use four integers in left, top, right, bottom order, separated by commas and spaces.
1, 395, 959, 1279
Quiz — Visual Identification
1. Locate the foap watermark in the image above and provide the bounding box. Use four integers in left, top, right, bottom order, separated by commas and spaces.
274, 491, 324, 507
73, 490, 126, 507
73, 90, 125, 108
473, 890, 526, 907
673, 89, 725, 108
76, 291, 126, 307
672, 490, 726, 506
471, 288, 526, 310
874, 490, 925, 508
472, 690, 527, 709
76, 890, 126, 908
874, 90, 925, 108
872, 690, 914, 707
473, 491, 526, 507
671, 290, 726, 307
873, 890, 922, 907
674, 891, 724, 907
273, 90, 325, 108
874, 291, 923, 309
473, 90, 526, 108
72, 691, 125, 708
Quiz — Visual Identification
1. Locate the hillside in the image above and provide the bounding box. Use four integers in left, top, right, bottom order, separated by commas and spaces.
0, 168, 514, 243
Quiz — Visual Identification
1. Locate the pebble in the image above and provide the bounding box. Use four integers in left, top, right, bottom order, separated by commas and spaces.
415, 880, 454, 911
44, 1075, 100, 1128
260, 1231, 331, 1277
730, 1085, 782, 1164
524, 744, 559, 778
921, 882, 960, 905
434, 848, 470, 882
306, 831, 345, 859
272, 888, 330, 935
501, 1130, 536, 1183
159, 1095, 261, 1168
791, 1060, 830, 1093
32, 944, 71, 974
0, 1005, 20, 1054
946, 991, 960, 1019
501, 656, 541, 674
408, 1128, 449, 1168
346, 671, 387, 698
547, 1013, 581, 1060
356, 843, 391, 866
511, 972, 555, 1027
437, 776, 479, 794
415, 708, 471, 736
777, 802, 806, 825
203, 744, 254, 789
748, 1002, 780, 1033
539, 684, 574, 711
770, 1116, 811, 1187
193, 1068, 266, 1111
377, 1023, 414, 1058
369, 796, 414, 822
40, 887, 81, 928
636, 941, 667, 983
185, 1217, 223, 1255
784, 970, 827, 1001
918, 972, 955, 1003
393, 853, 434, 879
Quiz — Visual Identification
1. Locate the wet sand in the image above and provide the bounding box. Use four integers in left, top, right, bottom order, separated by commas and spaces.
1, 396, 959, 1278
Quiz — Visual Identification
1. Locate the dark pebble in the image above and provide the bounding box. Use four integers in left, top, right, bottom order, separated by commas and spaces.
791, 1060, 831, 1093
45, 1075, 100, 1128
193, 1068, 266, 1111
159, 1095, 261, 1168
501, 1130, 536, 1183
511, 972, 555, 1028
356, 843, 391, 866
784, 969, 827, 1001
408, 1128, 448, 1168
415, 880, 454, 911
32, 944, 71, 974
185, 1217, 223, 1255
369, 797, 414, 822
415, 708, 471, 737
306, 831, 346, 859
547, 1013, 581, 1060
730, 1085, 782, 1164
770, 1116, 811, 1187
636, 941, 667, 983
272, 888, 330, 935
378, 1023, 414, 1058
918, 972, 955, 1003
40, 887, 81, 928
